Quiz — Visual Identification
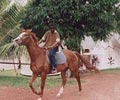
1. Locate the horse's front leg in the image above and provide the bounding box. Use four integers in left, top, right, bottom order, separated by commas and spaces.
56, 70, 67, 97
37, 72, 47, 100
29, 73, 39, 95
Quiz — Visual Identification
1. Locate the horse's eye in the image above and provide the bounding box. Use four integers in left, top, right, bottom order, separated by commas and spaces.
25, 34, 29, 37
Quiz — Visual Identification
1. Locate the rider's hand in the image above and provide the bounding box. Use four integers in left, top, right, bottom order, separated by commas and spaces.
37, 42, 40, 45
47, 46, 52, 49
44, 46, 53, 50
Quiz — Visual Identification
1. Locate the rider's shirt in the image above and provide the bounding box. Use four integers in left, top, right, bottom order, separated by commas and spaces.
42, 30, 60, 47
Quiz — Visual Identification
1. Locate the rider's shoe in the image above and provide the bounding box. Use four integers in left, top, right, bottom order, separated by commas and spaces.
52, 68, 57, 74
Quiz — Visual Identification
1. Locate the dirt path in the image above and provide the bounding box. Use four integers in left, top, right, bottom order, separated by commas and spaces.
1, 72, 120, 100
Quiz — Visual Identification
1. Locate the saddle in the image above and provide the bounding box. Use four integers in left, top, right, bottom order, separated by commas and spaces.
46, 50, 66, 65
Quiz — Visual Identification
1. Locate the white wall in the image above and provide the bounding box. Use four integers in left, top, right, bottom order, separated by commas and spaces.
81, 33, 120, 70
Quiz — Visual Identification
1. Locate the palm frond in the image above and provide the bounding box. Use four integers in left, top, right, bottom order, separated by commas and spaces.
0, 24, 20, 46
0, 0, 9, 12
1, 0, 15, 15
0, 0, 30, 60
0, 43, 29, 60
0, 43, 15, 59
0, 0, 28, 38
0, 3, 24, 34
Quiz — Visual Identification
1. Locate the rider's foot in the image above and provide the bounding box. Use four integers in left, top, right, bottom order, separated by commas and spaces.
52, 68, 57, 74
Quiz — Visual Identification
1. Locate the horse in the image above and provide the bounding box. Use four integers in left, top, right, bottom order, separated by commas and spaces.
13, 29, 98, 100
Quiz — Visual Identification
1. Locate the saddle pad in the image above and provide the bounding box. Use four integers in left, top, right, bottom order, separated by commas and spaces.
55, 51, 66, 64
46, 51, 66, 64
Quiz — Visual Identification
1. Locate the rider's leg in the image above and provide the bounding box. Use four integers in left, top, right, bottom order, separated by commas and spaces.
49, 48, 57, 70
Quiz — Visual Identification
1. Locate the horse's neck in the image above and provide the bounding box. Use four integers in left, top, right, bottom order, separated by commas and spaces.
26, 43, 44, 61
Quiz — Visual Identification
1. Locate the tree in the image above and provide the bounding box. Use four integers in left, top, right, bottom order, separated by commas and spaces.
20, 0, 120, 50
0, 0, 30, 59
115, 4, 120, 33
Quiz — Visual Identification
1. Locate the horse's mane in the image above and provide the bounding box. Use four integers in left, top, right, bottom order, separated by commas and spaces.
30, 32, 39, 43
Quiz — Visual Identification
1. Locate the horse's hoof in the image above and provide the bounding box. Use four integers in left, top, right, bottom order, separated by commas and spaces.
77, 91, 82, 96
56, 94, 62, 98
37, 98, 42, 100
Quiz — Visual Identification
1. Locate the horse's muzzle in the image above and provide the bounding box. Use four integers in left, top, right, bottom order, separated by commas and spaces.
12, 39, 21, 47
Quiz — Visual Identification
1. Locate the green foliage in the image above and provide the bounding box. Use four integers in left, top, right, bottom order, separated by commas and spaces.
20, 0, 120, 50
64, 36, 82, 51
0, 0, 25, 44
0, 0, 30, 59
115, 8, 120, 33
0, 43, 28, 60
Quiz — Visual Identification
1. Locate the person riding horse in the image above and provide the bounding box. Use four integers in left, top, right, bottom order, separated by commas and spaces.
37, 25, 60, 73
13, 27, 99, 100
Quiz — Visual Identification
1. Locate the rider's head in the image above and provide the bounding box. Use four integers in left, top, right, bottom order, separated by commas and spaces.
49, 24, 56, 34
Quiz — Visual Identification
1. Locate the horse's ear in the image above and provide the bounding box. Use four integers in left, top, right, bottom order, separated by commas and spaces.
29, 29, 32, 32
21, 28, 26, 32
26, 29, 32, 32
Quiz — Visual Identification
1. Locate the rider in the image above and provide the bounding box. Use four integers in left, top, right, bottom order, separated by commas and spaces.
38, 24, 60, 73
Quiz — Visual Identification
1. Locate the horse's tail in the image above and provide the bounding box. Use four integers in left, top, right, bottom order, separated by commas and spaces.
74, 51, 99, 72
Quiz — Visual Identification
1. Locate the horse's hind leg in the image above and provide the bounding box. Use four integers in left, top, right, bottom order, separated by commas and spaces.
56, 69, 67, 97
72, 69, 81, 91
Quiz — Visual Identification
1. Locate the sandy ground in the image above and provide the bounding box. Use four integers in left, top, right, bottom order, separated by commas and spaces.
0, 72, 120, 100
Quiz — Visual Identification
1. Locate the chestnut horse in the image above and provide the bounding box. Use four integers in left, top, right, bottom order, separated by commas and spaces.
13, 30, 97, 100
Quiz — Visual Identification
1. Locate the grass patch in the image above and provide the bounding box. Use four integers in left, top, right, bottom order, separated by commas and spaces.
0, 76, 29, 88
102, 68, 120, 73
0, 68, 120, 88
0, 75, 79, 88
0, 70, 79, 88
0, 69, 21, 76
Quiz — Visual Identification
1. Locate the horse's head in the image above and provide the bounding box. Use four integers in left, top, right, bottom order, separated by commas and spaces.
13, 29, 38, 46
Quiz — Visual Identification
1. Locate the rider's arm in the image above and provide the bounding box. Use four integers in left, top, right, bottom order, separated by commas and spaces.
51, 38, 60, 47
37, 37, 45, 44
37, 32, 47, 44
